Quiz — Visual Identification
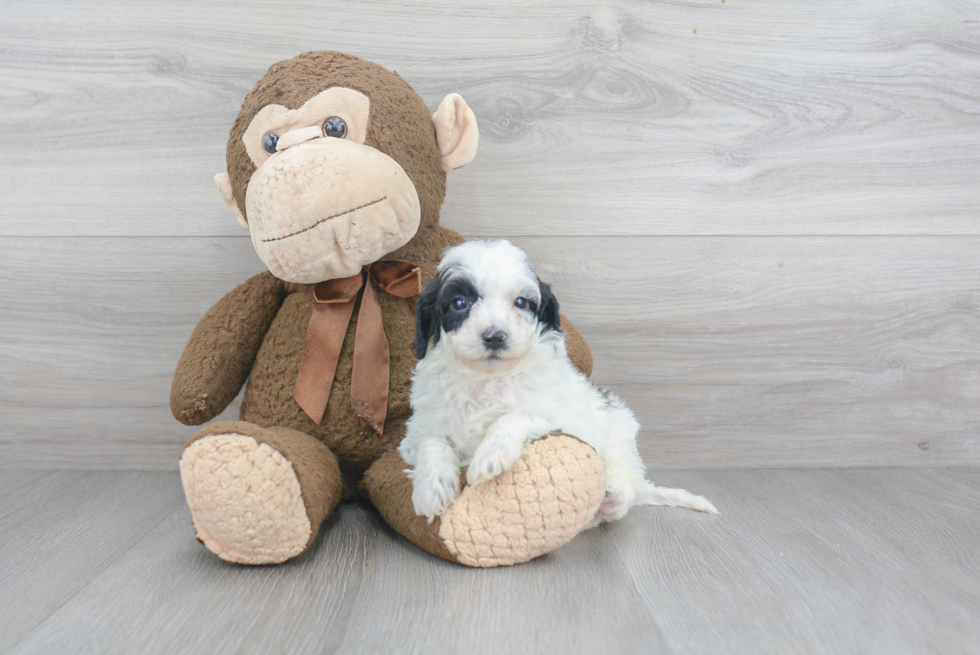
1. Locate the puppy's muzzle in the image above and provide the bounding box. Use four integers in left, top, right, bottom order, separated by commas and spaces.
481, 328, 507, 352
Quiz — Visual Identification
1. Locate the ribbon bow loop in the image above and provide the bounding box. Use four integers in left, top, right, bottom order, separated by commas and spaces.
294, 260, 422, 435
370, 260, 423, 298
312, 275, 364, 304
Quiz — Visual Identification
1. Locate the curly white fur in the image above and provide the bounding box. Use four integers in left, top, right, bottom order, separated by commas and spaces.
399, 240, 718, 523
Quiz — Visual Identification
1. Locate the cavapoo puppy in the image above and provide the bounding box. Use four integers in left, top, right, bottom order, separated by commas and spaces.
399, 240, 718, 523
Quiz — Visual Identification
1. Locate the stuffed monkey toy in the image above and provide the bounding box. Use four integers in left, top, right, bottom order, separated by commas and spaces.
172, 51, 606, 567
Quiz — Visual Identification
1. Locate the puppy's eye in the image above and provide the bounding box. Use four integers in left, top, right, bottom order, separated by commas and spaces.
514, 297, 528, 309
262, 132, 280, 154
452, 298, 468, 311
322, 116, 347, 138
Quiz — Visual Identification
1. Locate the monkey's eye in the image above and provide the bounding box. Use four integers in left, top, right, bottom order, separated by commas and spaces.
514, 297, 528, 309
262, 132, 279, 154
322, 116, 347, 139
452, 298, 468, 311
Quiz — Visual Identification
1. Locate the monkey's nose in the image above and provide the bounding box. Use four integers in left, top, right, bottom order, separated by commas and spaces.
276, 125, 323, 151
482, 329, 507, 351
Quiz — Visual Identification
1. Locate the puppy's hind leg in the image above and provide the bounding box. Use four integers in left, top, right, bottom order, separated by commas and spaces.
597, 401, 719, 519
596, 405, 653, 522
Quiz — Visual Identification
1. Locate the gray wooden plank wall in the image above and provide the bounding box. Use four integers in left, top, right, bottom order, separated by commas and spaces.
1, 0, 978, 469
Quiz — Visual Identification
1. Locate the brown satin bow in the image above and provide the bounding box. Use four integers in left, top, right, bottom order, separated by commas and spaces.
294, 260, 422, 434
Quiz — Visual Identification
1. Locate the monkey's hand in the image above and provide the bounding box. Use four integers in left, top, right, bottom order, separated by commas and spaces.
559, 313, 593, 378
170, 272, 285, 425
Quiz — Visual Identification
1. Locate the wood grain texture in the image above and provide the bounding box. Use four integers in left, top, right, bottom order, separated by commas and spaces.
3, 468, 978, 654
0, 237, 259, 469
0, 0, 978, 237
2, 236, 978, 469
618, 467, 980, 655
527, 237, 980, 468
1, 0, 979, 470
0, 471, 185, 652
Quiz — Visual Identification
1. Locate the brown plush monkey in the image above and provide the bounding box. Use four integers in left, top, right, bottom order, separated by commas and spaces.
172, 51, 606, 567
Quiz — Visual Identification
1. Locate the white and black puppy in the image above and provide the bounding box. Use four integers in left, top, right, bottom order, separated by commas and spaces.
399, 240, 718, 523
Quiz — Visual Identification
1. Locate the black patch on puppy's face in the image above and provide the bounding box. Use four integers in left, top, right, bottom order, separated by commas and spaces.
535, 277, 561, 334
413, 267, 481, 359
439, 276, 480, 332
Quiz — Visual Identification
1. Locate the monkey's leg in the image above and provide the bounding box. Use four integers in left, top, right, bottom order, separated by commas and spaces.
364, 434, 605, 567
179, 421, 341, 565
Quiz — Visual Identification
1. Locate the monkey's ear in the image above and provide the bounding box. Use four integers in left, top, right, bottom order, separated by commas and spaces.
214, 173, 248, 229
432, 93, 479, 172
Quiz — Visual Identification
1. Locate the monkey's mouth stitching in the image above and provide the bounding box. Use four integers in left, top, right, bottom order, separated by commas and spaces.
260, 196, 387, 243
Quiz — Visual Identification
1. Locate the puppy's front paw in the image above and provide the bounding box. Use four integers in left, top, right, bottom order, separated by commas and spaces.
410, 468, 460, 523
467, 438, 525, 486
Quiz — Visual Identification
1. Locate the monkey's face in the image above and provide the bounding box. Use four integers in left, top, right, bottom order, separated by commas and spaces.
238, 88, 421, 283
216, 53, 479, 285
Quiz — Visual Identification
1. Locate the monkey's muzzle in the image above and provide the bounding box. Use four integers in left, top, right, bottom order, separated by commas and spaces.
245, 138, 421, 284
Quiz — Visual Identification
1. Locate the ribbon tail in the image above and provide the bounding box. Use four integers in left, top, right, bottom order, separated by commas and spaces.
295, 298, 356, 425
351, 279, 390, 435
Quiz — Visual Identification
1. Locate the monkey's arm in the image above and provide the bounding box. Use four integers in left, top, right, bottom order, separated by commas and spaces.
560, 314, 593, 377
171, 271, 286, 425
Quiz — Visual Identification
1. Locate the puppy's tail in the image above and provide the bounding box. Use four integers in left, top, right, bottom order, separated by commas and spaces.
639, 482, 719, 514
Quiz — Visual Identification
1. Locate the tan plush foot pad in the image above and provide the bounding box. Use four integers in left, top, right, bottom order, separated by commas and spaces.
180, 434, 312, 565
439, 435, 606, 567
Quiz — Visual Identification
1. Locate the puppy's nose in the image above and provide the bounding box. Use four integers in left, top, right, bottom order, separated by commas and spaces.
481, 329, 507, 351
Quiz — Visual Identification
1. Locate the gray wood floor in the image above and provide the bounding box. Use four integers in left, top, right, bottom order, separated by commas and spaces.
2, 468, 978, 655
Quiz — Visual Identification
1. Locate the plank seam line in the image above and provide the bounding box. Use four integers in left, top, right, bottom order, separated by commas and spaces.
3, 485, 187, 652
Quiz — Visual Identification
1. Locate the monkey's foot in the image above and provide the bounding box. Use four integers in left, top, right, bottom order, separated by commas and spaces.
441, 435, 605, 567
179, 421, 341, 565
366, 434, 605, 568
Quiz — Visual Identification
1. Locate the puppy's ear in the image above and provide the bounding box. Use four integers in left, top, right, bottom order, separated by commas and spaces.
413, 276, 442, 359
536, 278, 561, 333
